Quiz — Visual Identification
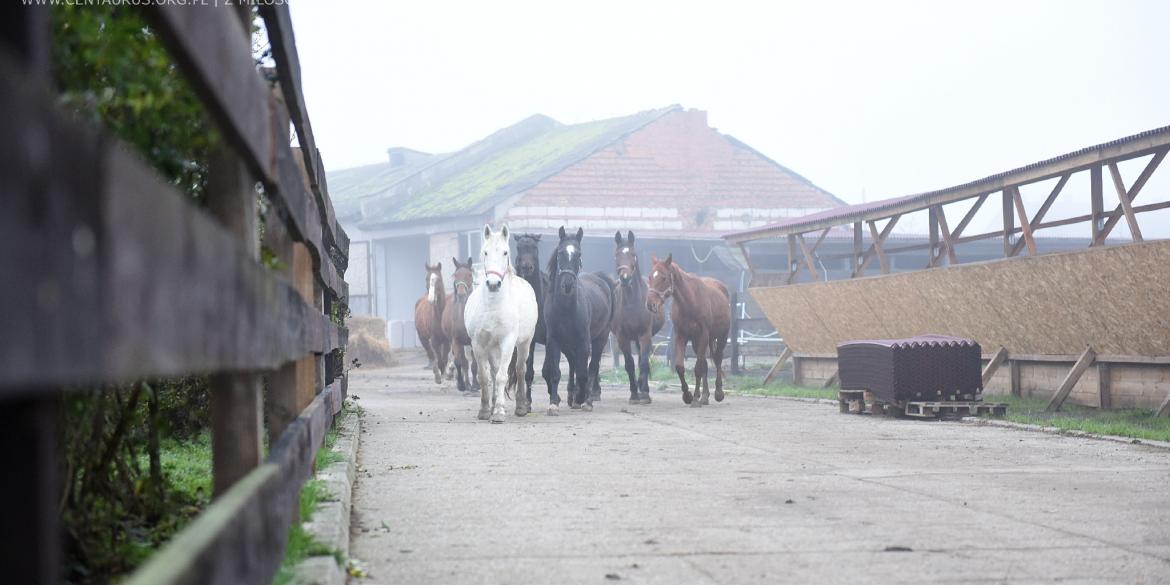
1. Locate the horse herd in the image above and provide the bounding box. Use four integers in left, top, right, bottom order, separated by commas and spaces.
414, 224, 732, 423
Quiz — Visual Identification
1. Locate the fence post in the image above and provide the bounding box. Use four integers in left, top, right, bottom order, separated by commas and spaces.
0, 7, 62, 583
730, 291, 741, 375
207, 7, 262, 498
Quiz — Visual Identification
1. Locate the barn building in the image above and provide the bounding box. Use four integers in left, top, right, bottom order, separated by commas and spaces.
331, 105, 848, 346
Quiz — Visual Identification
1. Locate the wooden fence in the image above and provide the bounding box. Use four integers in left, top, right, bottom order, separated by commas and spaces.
1, 5, 351, 583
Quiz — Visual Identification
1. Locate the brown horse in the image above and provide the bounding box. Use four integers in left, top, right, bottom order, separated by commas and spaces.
611, 231, 664, 404
442, 257, 479, 394
414, 262, 448, 384
645, 253, 730, 406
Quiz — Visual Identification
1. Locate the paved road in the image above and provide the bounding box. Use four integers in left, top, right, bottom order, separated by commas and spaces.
348, 351, 1170, 584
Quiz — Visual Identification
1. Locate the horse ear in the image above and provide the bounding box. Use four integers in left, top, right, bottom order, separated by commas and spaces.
627, 230, 635, 245
436, 261, 442, 272
558, 226, 567, 240
466, 256, 473, 267
665, 253, 673, 266
452, 256, 459, 268
575, 227, 584, 241
614, 231, 623, 245
651, 254, 658, 263
501, 224, 509, 239
483, 224, 492, 240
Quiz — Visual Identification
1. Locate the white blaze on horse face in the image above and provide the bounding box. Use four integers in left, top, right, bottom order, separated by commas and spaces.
622, 247, 630, 254
652, 270, 658, 278
427, 272, 437, 303
565, 244, 577, 262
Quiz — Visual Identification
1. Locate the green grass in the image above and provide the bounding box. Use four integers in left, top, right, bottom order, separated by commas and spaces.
273, 402, 358, 584
724, 375, 839, 400
981, 394, 1170, 443
601, 356, 676, 385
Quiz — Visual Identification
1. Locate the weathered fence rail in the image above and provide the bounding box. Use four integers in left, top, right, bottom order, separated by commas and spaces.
0, 5, 350, 583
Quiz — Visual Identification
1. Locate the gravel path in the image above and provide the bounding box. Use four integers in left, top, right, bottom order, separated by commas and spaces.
347, 350, 1170, 584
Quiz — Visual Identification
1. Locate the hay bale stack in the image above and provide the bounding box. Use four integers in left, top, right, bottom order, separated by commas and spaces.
347, 315, 394, 369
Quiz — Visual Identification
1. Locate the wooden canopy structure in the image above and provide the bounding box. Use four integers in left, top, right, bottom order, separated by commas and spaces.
725, 125, 1170, 287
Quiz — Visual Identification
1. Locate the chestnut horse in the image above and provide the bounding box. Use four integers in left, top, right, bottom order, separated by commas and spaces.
646, 254, 730, 406
442, 257, 479, 394
414, 262, 448, 385
612, 231, 664, 404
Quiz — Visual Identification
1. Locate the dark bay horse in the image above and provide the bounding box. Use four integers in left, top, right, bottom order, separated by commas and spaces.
646, 254, 730, 406
542, 227, 614, 413
611, 231, 664, 404
513, 233, 547, 408
442, 257, 479, 394
414, 262, 448, 385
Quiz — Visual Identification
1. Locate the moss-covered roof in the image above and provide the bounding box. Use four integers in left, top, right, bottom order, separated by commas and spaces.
329, 106, 680, 228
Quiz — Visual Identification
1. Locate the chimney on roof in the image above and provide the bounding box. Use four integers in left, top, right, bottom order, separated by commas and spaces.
386, 147, 430, 168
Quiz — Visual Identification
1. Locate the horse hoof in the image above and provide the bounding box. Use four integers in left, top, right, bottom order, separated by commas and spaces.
490, 412, 506, 424
581, 403, 594, 412
590, 392, 601, 402
638, 395, 652, 405
700, 395, 710, 406
569, 403, 582, 410
547, 405, 560, 416
714, 389, 725, 402
690, 399, 702, 408
477, 409, 491, 420
682, 392, 693, 405
629, 397, 640, 405
515, 406, 529, 417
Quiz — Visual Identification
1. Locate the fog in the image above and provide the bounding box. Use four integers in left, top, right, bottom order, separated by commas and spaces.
289, 0, 1170, 237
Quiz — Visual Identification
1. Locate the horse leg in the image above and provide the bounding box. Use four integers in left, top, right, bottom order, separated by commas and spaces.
694, 335, 710, 407
474, 346, 493, 420
713, 333, 728, 402
438, 339, 451, 385
452, 342, 468, 393
514, 340, 532, 417
470, 349, 480, 391
637, 333, 653, 404
525, 338, 536, 403
674, 334, 692, 404
575, 341, 596, 411
421, 334, 436, 371
619, 335, 638, 404
542, 340, 563, 415
585, 334, 607, 409
491, 340, 516, 424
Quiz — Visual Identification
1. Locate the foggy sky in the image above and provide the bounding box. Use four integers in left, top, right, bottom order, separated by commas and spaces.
288, 0, 1170, 237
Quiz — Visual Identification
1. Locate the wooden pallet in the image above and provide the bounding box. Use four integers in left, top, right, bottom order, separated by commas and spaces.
904, 401, 1008, 418
837, 390, 1007, 418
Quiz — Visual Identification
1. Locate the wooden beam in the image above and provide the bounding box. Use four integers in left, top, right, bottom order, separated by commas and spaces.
126, 382, 343, 585
1097, 362, 1111, 411
795, 233, 820, 281
853, 215, 900, 277
1157, 390, 1170, 418
1107, 162, 1144, 242
0, 57, 344, 392
928, 206, 940, 267
981, 346, 1008, 388
785, 234, 799, 284
1009, 359, 1022, 397
932, 204, 958, 265
868, 220, 891, 274
1010, 187, 1037, 256
1097, 150, 1166, 243
1090, 165, 1104, 245
821, 369, 839, 388
852, 221, 863, 275
1045, 346, 1097, 412
1010, 174, 1069, 256
142, 6, 347, 297
762, 346, 794, 386
1002, 189, 1015, 257
951, 193, 988, 239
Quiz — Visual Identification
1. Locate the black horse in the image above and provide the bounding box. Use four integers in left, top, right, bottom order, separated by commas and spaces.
542, 227, 614, 412
513, 233, 548, 413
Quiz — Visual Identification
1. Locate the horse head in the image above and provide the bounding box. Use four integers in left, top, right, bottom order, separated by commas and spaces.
614, 230, 640, 287
481, 224, 511, 293
451, 256, 474, 302
424, 261, 443, 304
645, 253, 674, 314
512, 232, 542, 279
552, 226, 585, 298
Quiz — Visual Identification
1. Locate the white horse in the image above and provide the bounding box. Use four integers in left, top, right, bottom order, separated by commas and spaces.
464, 224, 538, 423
